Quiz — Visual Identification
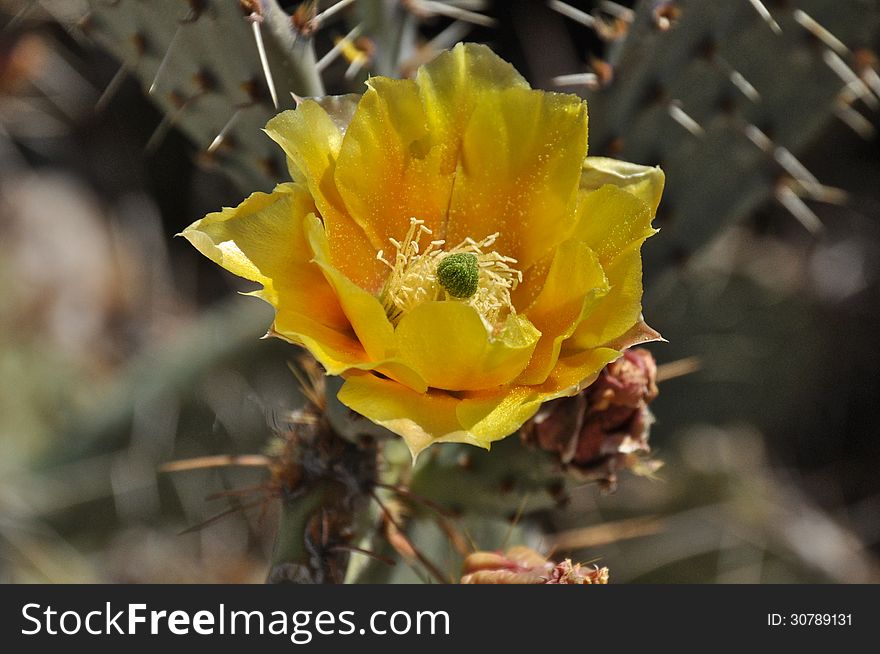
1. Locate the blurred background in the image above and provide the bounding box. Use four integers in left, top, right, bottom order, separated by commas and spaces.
1, 0, 879, 583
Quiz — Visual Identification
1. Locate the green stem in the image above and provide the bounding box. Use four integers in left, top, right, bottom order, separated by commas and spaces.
263, 1, 325, 97
268, 481, 338, 584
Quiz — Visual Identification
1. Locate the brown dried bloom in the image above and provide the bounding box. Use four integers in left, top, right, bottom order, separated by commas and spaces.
522, 348, 660, 491
461, 546, 608, 585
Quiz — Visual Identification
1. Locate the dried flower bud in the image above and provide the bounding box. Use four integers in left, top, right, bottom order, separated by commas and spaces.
522, 348, 661, 491
461, 546, 608, 585
546, 559, 610, 585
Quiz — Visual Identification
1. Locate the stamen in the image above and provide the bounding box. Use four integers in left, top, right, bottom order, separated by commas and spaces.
377, 217, 521, 328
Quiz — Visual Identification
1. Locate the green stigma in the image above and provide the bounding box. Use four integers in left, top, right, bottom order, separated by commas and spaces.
437, 252, 479, 299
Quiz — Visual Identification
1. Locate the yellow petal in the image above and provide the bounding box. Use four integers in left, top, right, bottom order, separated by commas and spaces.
581, 156, 665, 214
560, 184, 656, 351
338, 373, 480, 457
303, 214, 428, 392
517, 240, 609, 385
265, 317, 366, 376
459, 348, 622, 448
304, 214, 394, 360
572, 183, 656, 268
416, 43, 529, 176
391, 301, 540, 391
335, 77, 453, 245
180, 183, 340, 324
265, 102, 385, 291
541, 346, 622, 396
568, 239, 646, 350
456, 385, 546, 448
179, 183, 371, 375
445, 85, 588, 270
338, 373, 551, 457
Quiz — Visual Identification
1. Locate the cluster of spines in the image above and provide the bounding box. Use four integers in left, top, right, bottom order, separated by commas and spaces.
547, 0, 880, 270
59, 1, 494, 192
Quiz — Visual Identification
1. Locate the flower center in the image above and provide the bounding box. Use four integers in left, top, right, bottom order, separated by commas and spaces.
377, 218, 522, 328
436, 253, 479, 299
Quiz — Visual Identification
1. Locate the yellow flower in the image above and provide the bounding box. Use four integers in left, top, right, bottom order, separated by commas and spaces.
181, 43, 664, 457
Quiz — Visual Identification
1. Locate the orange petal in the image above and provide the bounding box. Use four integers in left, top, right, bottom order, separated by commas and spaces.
265, 102, 386, 292
335, 77, 453, 245
304, 214, 428, 392
305, 214, 393, 359
444, 85, 588, 270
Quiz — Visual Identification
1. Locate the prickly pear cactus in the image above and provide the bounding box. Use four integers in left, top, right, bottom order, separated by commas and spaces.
578, 0, 880, 269
82, 0, 323, 191
45, 0, 880, 585
77, 0, 880, 267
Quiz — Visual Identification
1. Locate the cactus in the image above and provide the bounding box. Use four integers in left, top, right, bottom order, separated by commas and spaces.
76, 0, 880, 262
75, 0, 483, 191
37, 0, 880, 585
81, 0, 324, 191
571, 0, 880, 270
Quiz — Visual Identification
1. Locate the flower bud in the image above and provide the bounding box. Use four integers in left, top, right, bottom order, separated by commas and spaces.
461, 546, 608, 584
522, 348, 660, 491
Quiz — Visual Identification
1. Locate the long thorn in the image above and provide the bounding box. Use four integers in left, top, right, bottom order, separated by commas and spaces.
313, 0, 358, 25
823, 50, 879, 110
412, 0, 497, 27
722, 63, 760, 102
315, 23, 363, 72
600, 1, 634, 22
249, 18, 278, 109
774, 147, 822, 195
425, 19, 471, 51
159, 454, 272, 473
656, 356, 701, 382
148, 25, 182, 95
499, 494, 530, 551
371, 491, 450, 584
793, 9, 848, 56
96, 62, 129, 113
547, 0, 596, 28
547, 516, 665, 551
553, 72, 599, 88
375, 485, 472, 555
207, 108, 243, 153
3, 1, 38, 33
328, 545, 396, 567
376, 483, 453, 518
775, 184, 823, 235
145, 95, 200, 153
746, 0, 781, 35
178, 499, 266, 535
834, 102, 876, 139
205, 484, 269, 501
743, 123, 773, 152
861, 67, 880, 102
667, 101, 704, 137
